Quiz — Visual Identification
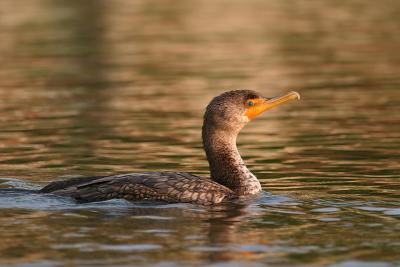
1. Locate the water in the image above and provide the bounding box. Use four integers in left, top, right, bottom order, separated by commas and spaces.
1, 0, 400, 266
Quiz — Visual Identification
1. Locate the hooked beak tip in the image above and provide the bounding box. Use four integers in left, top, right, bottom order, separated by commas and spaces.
289, 91, 301, 100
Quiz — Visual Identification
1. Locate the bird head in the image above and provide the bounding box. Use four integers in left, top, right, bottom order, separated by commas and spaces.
204, 89, 300, 134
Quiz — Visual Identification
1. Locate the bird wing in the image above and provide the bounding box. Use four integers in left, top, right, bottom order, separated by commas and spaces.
40, 172, 236, 205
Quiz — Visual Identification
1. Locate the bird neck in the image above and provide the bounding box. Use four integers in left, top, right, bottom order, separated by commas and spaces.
202, 126, 262, 196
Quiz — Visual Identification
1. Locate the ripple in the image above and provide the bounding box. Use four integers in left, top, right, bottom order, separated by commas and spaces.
53, 243, 162, 252
318, 217, 341, 222
383, 208, 400, 216
311, 207, 341, 213
327, 261, 394, 267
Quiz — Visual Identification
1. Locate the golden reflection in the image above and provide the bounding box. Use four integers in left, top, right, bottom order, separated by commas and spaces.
0, 0, 400, 266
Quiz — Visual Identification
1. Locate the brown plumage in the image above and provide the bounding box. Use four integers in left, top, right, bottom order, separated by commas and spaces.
40, 90, 300, 205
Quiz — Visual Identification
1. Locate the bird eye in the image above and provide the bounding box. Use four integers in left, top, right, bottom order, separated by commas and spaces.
247, 101, 254, 107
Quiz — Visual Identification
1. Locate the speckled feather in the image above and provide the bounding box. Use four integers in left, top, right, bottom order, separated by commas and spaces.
40, 172, 236, 205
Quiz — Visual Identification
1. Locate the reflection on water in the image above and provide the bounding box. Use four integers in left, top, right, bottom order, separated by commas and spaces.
0, 0, 400, 266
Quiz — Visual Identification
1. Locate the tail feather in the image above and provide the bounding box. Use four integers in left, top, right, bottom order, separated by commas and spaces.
39, 176, 106, 193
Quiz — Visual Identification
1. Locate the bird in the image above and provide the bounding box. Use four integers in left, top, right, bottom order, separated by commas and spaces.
39, 90, 300, 205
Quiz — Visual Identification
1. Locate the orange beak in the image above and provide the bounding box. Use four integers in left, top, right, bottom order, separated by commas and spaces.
245, 91, 300, 120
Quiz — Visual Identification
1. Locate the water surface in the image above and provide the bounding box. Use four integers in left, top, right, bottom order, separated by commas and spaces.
0, 0, 400, 266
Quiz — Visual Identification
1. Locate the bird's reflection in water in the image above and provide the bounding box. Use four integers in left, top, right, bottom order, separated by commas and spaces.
105, 198, 266, 263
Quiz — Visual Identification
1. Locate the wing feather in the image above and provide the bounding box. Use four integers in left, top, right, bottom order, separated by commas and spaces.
40, 172, 236, 205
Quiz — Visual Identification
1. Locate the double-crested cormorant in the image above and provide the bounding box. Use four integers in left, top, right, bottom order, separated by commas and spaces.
40, 90, 300, 205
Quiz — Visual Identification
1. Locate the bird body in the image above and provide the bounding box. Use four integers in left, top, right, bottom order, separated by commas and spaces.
40, 90, 300, 205
40, 172, 235, 205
